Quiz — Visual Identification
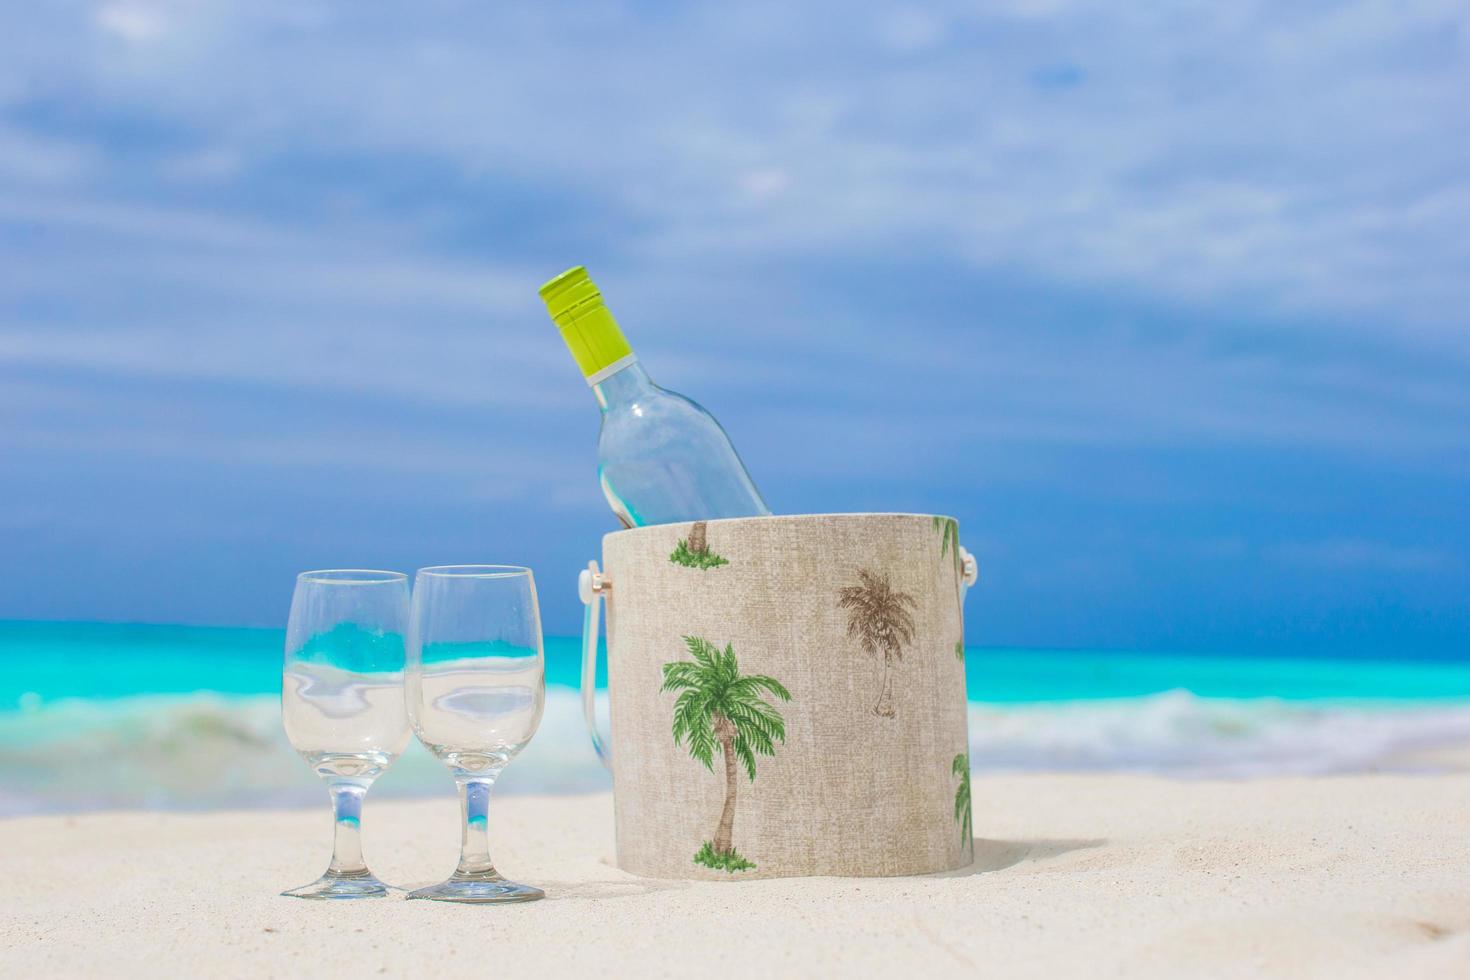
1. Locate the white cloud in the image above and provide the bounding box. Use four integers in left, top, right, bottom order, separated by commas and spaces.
875, 7, 949, 52
1269, 539, 1459, 574
737, 167, 791, 200
6, 0, 1461, 344
94, 2, 170, 43
2, 0, 1468, 469
0, 126, 96, 184
159, 146, 241, 181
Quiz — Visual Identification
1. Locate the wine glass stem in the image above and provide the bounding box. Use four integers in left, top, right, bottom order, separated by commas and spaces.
327, 780, 370, 876
455, 773, 501, 878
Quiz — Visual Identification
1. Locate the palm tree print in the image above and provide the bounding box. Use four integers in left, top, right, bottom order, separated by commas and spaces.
661, 636, 791, 872
669, 520, 730, 569
838, 569, 918, 718
933, 515, 961, 570
934, 517, 966, 661
952, 753, 972, 856
687, 520, 708, 555
933, 516, 963, 601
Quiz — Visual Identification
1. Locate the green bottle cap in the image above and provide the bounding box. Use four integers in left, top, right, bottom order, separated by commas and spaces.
539, 266, 635, 383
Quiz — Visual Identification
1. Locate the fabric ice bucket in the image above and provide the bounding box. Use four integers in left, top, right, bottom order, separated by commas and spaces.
578, 513, 978, 879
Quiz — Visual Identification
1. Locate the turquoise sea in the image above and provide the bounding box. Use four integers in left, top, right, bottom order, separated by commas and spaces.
4, 620, 1470, 815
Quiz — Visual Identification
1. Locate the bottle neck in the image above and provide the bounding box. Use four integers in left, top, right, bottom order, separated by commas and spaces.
592, 359, 654, 413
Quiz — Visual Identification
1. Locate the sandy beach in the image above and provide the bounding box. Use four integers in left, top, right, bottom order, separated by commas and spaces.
3, 775, 1469, 978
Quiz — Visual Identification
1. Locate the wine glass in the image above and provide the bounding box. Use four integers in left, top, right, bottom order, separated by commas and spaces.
405, 565, 546, 903
280, 569, 411, 899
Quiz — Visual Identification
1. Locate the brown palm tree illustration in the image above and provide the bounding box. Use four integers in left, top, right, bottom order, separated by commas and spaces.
838, 569, 917, 718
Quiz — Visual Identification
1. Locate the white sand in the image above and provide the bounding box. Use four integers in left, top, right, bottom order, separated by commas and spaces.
4, 776, 1470, 978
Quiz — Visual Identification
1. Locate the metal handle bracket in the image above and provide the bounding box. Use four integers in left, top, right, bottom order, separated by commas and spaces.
959, 546, 979, 588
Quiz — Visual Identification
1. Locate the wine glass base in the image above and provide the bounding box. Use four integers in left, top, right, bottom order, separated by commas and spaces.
406, 876, 544, 904
281, 871, 394, 900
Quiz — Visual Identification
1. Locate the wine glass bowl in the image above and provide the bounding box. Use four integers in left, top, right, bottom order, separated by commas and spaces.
407, 645, 544, 774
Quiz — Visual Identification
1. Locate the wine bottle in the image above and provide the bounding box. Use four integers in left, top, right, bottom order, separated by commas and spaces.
539, 266, 771, 528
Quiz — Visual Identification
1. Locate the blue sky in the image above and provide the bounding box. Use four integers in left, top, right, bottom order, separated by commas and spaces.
2, 1, 1468, 653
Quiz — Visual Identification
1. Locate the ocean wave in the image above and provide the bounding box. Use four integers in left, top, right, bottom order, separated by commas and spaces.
2, 689, 1469, 814
0, 689, 610, 816
967, 689, 1470, 776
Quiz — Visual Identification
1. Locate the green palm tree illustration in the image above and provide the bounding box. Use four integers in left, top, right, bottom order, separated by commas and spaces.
669, 520, 730, 569
933, 516, 964, 602
934, 517, 966, 659
838, 569, 918, 718
662, 636, 791, 870
952, 753, 973, 855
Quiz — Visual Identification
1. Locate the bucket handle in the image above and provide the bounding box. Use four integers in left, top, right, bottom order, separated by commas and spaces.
577, 560, 613, 769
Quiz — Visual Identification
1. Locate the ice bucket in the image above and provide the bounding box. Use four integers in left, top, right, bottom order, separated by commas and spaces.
578, 513, 978, 879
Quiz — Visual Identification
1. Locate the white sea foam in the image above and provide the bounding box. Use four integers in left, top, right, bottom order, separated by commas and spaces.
967, 690, 1470, 777
2, 689, 1469, 814
0, 689, 610, 815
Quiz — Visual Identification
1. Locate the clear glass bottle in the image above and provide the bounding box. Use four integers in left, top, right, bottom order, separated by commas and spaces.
540, 267, 770, 527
